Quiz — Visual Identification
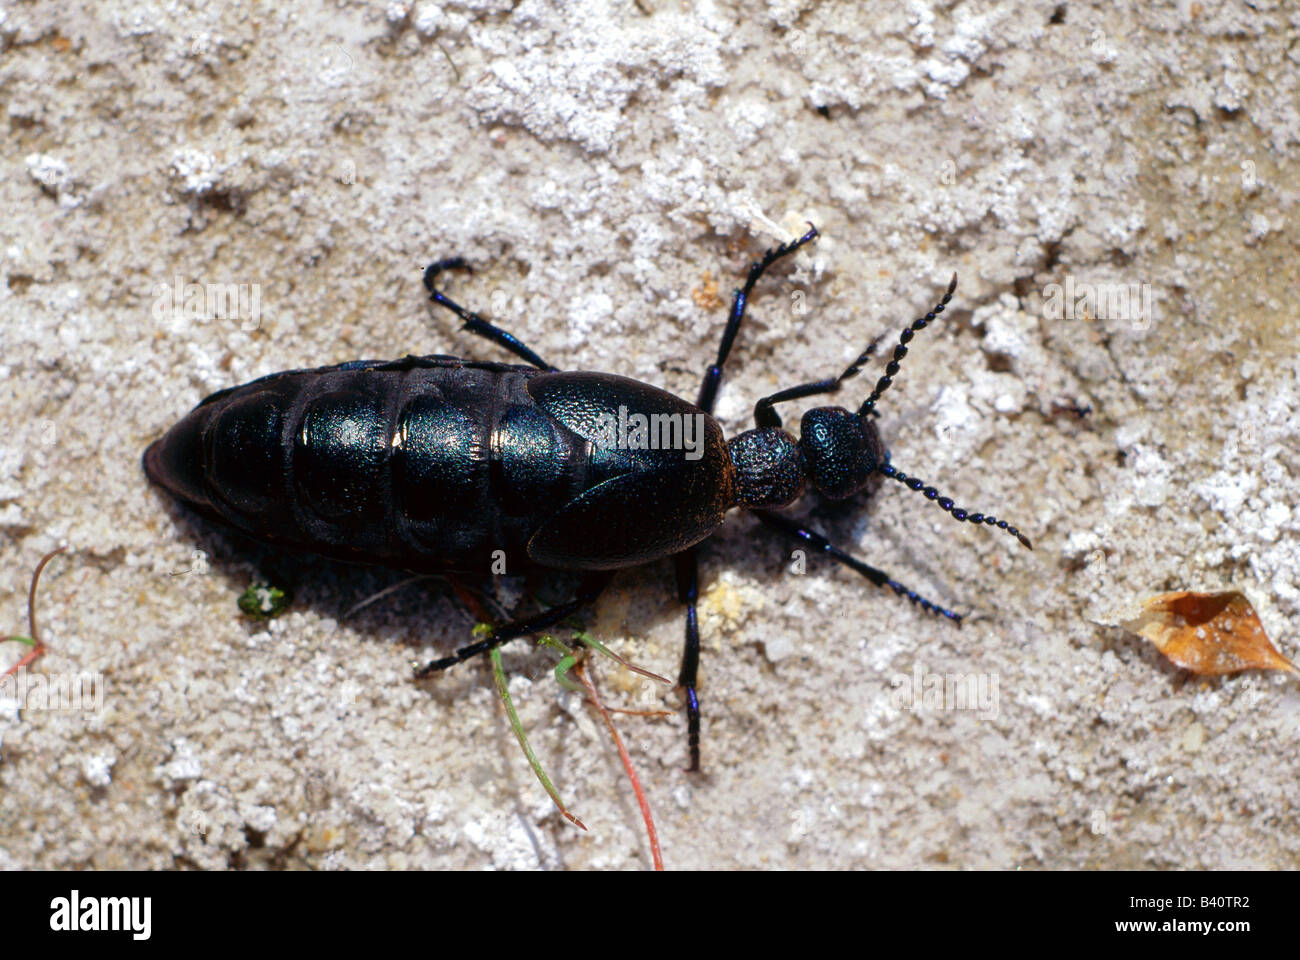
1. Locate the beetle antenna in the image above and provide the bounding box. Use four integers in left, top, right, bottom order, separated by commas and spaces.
858, 273, 958, 417
879, 462, 1032, 550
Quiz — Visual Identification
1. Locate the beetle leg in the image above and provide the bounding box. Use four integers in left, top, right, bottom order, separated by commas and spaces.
444, 575, 500, 626
415, 571, 613, 676
751, 337, 883, 428
754, 510, 964, 624
753, 272, 960, 426
673, 549, 703, 772
696, 225, 819, 414
423, 257, 556, 371
752, 375, 847, 430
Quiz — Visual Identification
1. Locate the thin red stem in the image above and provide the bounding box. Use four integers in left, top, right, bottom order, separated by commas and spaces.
3, 547, 66, 680
575, 660, 664, 871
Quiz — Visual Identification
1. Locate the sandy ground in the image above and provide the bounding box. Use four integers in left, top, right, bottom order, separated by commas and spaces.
2, 0, 1298, 870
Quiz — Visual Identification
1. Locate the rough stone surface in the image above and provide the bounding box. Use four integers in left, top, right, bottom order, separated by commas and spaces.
2, 0, 1298, 870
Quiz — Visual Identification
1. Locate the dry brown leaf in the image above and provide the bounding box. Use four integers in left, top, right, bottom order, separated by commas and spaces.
1124, 590, 1297, 676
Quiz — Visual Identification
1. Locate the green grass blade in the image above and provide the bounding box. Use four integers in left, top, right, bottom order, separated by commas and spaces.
490, 647, 586, 831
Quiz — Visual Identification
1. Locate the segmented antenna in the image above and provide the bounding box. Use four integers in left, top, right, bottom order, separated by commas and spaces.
858, 273, 958, 417
879, 463, 1033, 550
833, 336, 881, 385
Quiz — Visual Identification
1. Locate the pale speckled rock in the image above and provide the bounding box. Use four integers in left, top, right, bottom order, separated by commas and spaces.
1, 0, 1299, 870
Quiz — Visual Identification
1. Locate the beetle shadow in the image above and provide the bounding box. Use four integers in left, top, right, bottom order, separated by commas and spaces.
697, 489, 976, 621
149, 493, 623, 692
150, 470, 974, 661
804, 489, 965, 596
153, 497, 453, 649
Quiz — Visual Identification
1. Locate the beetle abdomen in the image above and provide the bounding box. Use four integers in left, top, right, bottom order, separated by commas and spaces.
144, 356, 586, 572
146, 357, 738, 575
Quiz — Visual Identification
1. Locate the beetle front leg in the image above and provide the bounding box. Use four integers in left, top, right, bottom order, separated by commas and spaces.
416, 571, 613, 676
674, 549, 703, 772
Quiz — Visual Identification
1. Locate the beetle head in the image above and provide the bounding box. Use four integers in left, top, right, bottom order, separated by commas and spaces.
798, 406, 884, 500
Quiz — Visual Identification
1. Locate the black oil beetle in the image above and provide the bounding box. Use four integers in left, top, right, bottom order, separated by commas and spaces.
144, 225, 1031, 770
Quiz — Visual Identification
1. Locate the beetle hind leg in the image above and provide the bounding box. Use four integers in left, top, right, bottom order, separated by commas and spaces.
423, 258, 555, 371
416, 571, 613, 675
